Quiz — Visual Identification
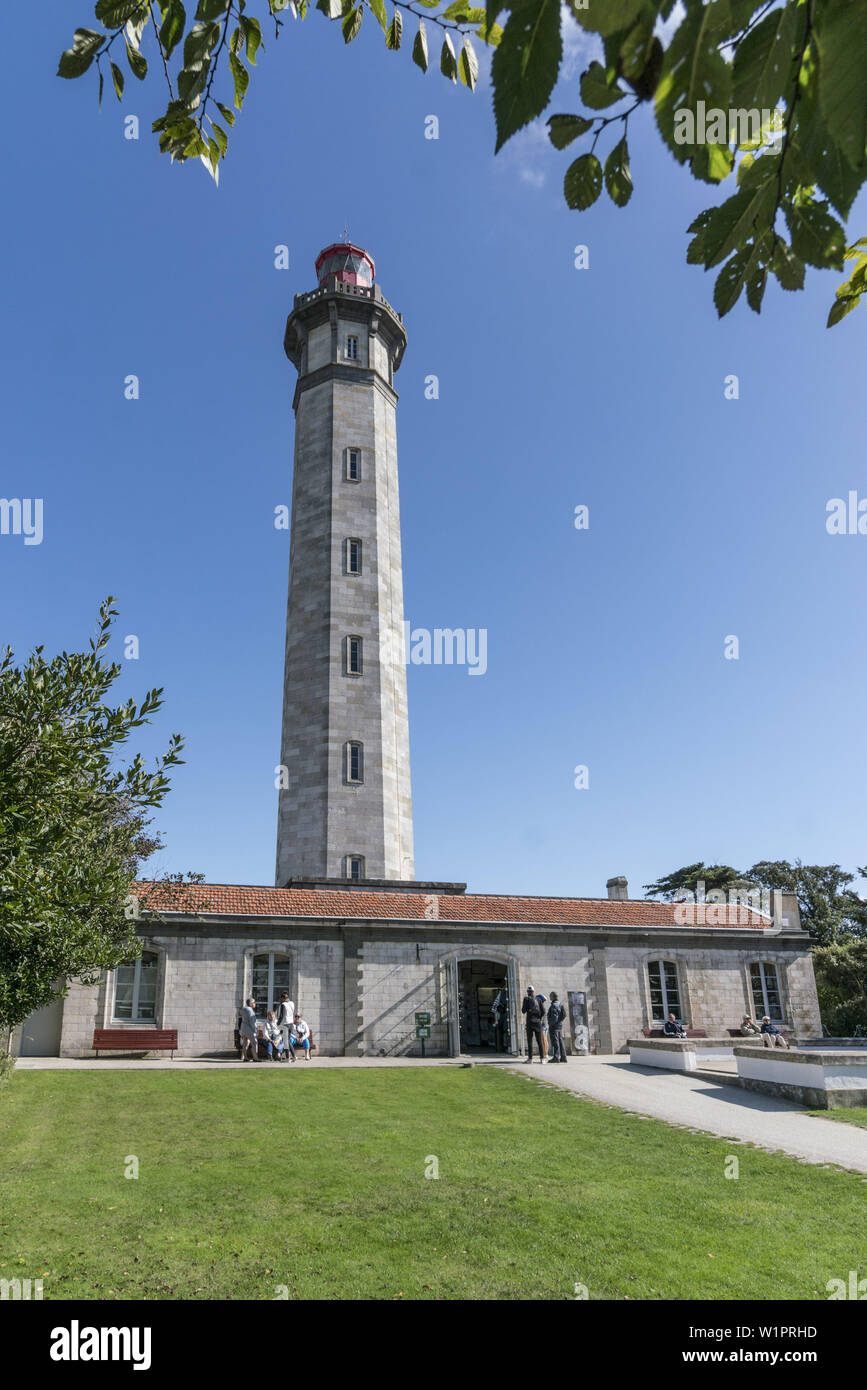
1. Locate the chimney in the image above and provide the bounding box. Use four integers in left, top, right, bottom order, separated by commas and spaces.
606, 876, 628, 901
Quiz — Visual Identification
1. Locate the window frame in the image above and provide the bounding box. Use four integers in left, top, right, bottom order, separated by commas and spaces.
345, 537, 362, 575
647, 958, 684, 1023
346, 334, 359, 361
345, 854, 365, 881
345, 740, 364, 785
112, 950, 159, 1024
345, 634, 363, 676
250, 951, 294, 1022
345, 447, 361, 482
750, 960, 784, 1021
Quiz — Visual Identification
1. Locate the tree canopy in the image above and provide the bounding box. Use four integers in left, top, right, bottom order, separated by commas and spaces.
643, 858, 867, 945
0, 599, 185, 1035
56, 1, 867, 326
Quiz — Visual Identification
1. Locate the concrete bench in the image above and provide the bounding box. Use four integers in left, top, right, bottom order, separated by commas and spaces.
734, 1044, 867, 1108
629, 1037, 735, 1071
93, 1029, 177, 1059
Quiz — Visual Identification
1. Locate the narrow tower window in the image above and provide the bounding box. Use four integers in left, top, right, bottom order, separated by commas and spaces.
345, 854, 365, 880
346, 335, 359, 361
346, 447, 361, 481
345, 635, 363, 675
345, 741, 364, 784
345, 538, 362, 575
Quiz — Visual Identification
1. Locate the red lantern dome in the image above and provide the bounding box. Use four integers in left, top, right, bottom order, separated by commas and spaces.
315, 243, 375, 288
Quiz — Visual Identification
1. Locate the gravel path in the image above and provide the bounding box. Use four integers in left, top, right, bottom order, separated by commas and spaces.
507, 1057, 867, 1173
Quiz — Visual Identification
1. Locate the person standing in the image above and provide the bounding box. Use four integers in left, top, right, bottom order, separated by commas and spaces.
547, 991, 567, 1063
240, 997, 259, 1062
521, 986, 544, 1063
536, 992, 550, 1062
276, 991, 295, 1060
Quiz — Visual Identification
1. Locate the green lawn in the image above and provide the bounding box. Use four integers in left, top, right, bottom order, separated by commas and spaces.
1, 1068, 865, 1300
809, 1106, 867, 1128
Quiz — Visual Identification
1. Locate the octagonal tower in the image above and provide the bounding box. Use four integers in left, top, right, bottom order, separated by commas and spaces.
275, 245, 414, 886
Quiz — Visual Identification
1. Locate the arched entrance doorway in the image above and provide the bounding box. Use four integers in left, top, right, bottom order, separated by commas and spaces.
445, 956, 519, 1057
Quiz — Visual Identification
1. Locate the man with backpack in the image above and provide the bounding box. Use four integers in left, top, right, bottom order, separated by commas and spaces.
547, 990, 568, 1062
521, 986, 545, 1062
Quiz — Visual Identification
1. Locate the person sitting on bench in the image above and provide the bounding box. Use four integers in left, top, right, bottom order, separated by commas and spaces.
663, 1012, 686, 1037
760, 1015, 789, 1048
262, 1011, 286, 1061
740, 1014, 761, 1035
290, 1014, 311, 1061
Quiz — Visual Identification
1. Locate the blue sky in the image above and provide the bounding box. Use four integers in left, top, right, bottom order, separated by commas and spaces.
3, 5, 866, 899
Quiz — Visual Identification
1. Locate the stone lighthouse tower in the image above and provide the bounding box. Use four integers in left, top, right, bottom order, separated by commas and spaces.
275, 244, 414, 886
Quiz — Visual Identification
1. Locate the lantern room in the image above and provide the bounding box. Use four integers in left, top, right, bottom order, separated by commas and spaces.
315, 243, 375, 288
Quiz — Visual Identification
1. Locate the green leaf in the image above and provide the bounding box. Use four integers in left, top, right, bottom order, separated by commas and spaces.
686, 207, 715, 264
441, 33, 457, 80
619, 7, 656, 84
746, 264, 767, 313
691, 142, 734, 183
110, 60, 125, 99
58, 29, 105, 80
412, 19, 429, 71
229, 49, 250, 107
699, 182, 776, 268
316, 0, 342, 17
459, 38, 479, 90
386, 8, 403, 49
784, 201, 846, 270
579, 60, 625, 111
159, 0, 187, 59
713, 246, 751, 316
827, 293, 861, 327
125, 38, 148, 79
572, 0, 644, 39
196, 0, 230, 17
240, 15, 263, 62
771, 237, 805, 290
492, 0, 562, 151
184, 20, 219, 65
548, 113, 593, 149
209, 118, 229, 156
655, 0, 732, 163
216, 99, 236, 127
342, 5, 362, 41
95, 1, 146, 24
815, 0, 867, 170
564, 152, 603, 210
732, 3, 797, 113
98, 69, 105, 108
604, 136, 633, 205
176, 61, 207, 101
369, 0, 388, 33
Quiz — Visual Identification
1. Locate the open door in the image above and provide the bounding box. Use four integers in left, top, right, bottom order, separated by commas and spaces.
446, 955, 460, 1057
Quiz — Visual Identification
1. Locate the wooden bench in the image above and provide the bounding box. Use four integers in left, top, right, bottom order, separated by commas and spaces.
642, 1027, 708, 1039
93, 1029, 178, 1059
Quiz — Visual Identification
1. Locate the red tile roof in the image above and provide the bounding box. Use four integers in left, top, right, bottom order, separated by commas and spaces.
133, 882, 773, 928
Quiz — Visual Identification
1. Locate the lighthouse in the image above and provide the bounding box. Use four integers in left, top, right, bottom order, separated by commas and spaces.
275, 244, 415, 885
